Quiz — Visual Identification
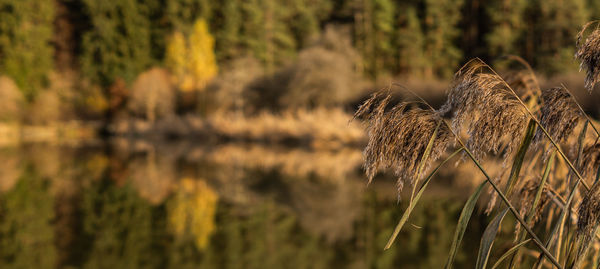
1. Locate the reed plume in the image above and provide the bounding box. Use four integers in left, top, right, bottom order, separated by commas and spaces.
567, 181, 600, 268
575, 21, 600, 93
353, 91, 452, 198
580, 143, 600, 181
501, 55, 542, 106
514, 177, 548, 239
534, 87, 582, 146
440, 60, 528, 160
504, 70, 541, 104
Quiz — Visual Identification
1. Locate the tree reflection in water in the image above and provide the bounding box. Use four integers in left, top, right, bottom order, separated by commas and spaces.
0, 142, 483, 268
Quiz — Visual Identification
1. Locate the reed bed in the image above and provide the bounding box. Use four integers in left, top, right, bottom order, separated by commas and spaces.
355, 22, 600, 269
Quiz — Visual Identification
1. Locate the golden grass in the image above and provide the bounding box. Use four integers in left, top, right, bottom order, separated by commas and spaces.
207, 108, 365, 149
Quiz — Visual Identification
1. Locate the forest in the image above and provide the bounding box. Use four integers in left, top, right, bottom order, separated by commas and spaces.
0, 0, 598, 137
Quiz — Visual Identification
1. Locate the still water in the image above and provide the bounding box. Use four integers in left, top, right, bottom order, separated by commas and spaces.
0, 140, 486, 268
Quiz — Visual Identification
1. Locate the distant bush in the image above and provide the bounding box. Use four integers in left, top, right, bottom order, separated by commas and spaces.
282, 27, 364, 108
205, 57, 263, 114
129, 68, 175, 122
245, 26, 365, 111
28, 89, 62, 125
0, 76, 25, 122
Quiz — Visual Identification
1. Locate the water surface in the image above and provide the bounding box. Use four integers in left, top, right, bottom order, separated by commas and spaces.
0, 140, 487, 268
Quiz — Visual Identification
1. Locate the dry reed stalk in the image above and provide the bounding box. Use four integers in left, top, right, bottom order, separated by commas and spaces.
575, 21, 600, 93
353, 91, 453, 198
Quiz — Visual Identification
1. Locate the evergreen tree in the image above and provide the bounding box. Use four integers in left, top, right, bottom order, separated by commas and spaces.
395, 5, 426, 76
591, 0, 600, 20
0, 0, 54, 99
486, 0, 528, 57
288, 0, 333, 48
214, 0, 242, 62
353, 0, 395, 77
371, 0, 395, 76
423, 0, 464, 78
80, 0, 153, 86
166, 0, 213, 32
534, 0, 588, 74
240, 0, 297, 71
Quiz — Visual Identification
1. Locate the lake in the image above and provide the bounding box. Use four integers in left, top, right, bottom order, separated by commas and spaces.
0, 139, 490, 268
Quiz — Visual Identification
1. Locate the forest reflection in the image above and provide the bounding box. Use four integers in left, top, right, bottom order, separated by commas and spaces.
0, 141, 485, 268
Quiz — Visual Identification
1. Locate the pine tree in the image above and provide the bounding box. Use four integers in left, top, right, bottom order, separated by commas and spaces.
423, 0, 464, 78
288, 0, 333, 48
588, 0, 600, 20
166, 32, 188, 89
395, 6, 426, 76
240, 0, 309, 71
214, 0, 242, 61
166, 0, 212, 32
0, 0, 54, 99
535, 0, 588, 74
80, 0, 153, 86
240, 0, 268, 66
371, 0, 395, 76
486, 0, 528, 57
353, 0, 395, 77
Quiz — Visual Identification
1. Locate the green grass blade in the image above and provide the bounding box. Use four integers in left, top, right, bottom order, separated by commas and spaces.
490, 239, 532, 269
533, 179, 582, 269
445, 180, 488, 269
409, 122, 442, 205
384, 148, 464, 250
476, 208, 509, 269
504, 119, 536, 197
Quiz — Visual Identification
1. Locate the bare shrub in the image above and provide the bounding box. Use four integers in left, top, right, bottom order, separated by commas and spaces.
281, 26, 364, 109
129, 68, 175, 122
205, 57, 263, 114
28, 88, 62, 124
245, 26, 365, 111
0, 76, 24, 122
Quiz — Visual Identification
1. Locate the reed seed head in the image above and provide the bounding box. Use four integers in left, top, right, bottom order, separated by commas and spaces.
354, 91, 453, 198
504, 70, 541, 105
580, 143, 600, 180
575, 22, 600, 93
576, 181, 600, 258
440, 60, 528, 160
534, 87, 582, 146
514, 178, 548, 239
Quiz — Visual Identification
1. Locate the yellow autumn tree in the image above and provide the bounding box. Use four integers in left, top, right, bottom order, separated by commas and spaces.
165, 19, 218, 92
168, 178, 218, 250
